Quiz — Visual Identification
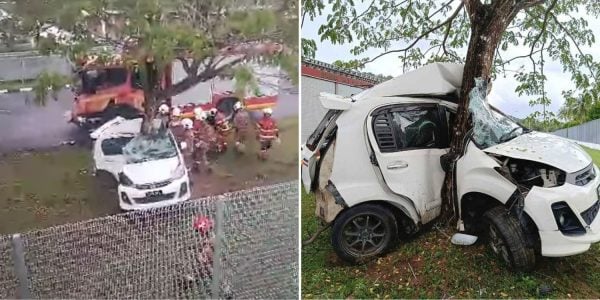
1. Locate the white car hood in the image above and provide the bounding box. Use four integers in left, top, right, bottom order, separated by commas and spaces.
122, 156, 180, 184
484, 132, 592, 173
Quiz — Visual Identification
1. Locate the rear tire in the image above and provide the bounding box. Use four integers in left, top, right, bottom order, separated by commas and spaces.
483, 206, 536, 271
331, 204, 398, 263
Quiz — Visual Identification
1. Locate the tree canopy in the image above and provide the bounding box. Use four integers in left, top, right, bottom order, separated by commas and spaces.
303, 0, 600, 131
12, 0, 298, 112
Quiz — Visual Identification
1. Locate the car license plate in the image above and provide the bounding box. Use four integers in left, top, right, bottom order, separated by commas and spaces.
146, 190, 163, 197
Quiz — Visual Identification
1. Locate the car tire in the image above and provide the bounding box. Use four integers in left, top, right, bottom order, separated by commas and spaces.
482, 206, 536, 271
331, 204, 398, 264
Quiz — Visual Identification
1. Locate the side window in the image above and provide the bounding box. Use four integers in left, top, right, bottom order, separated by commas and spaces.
372, 105, 445, 152
101, 137, 134, 156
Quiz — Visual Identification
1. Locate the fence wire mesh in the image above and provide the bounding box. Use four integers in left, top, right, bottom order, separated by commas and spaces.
0, 181, 298, 299
0, 235, 18, 298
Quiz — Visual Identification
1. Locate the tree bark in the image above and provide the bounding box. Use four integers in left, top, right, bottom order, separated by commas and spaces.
441, 1, 519, 223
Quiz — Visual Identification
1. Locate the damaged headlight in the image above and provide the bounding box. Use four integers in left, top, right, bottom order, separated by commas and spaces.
551, 202, 586, 235
118, 172, 134, 186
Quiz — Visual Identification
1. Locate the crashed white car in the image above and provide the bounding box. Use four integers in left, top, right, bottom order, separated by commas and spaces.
301, 63, 600, 270
91, 117, 191, 211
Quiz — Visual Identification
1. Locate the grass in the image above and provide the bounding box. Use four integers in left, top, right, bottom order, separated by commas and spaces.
301, 147, 600, 299
0, 147, 119, 234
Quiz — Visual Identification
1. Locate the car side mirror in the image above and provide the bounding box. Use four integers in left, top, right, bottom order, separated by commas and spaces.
180, 142, 187, 150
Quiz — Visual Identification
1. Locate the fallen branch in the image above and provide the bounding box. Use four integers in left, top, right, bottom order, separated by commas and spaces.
302, 222, 331, 247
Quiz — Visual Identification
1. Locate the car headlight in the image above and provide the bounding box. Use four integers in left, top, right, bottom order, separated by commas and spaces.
171, 163, 186, 180
118, 172, 134, 186
551, 202, 585, 235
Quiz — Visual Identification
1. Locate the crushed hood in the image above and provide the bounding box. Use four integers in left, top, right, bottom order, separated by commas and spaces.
484, 132, 592, 173
122, 156, 180, 184
353, 63, 463, 101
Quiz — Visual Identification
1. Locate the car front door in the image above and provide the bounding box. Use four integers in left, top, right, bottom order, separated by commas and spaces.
366, 103, 449, 222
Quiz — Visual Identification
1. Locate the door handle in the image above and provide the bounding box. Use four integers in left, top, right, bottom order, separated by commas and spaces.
387, 161, 408, 169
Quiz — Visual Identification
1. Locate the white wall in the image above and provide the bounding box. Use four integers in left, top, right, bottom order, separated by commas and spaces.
300, 75, 364, 141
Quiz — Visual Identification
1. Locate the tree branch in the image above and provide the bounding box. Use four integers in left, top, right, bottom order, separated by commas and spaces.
361, 2, 464, 66
529, 0, 557, 57
549, 13, 598, 80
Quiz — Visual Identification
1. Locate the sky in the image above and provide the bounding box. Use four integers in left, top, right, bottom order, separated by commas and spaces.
302, 2, 600, 119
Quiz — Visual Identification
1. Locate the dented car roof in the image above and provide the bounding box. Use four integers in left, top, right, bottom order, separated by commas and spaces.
353, 62, 464, 101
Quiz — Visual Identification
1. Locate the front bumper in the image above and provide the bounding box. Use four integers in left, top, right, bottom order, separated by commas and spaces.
117, 175, 191, 211
524, 165, 600, 257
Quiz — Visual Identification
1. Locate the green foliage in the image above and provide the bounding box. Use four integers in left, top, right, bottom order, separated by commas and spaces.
233, 65, 259, 98
301, 38, 317, 58
14, 0, 297, 112
32, 71, 70, 106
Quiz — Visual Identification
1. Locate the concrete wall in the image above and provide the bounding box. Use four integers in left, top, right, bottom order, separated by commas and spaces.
0, 53, 71, 82
300, 75, 364, 141
553, 118, 600, 145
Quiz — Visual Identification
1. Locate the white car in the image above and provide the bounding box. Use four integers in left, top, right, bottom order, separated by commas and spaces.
91, 117, 191, 211
302, 63, 600, 270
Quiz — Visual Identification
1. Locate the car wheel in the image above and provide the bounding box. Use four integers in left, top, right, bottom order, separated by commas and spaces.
483, 206, 536, 271
331, 204, 398, 263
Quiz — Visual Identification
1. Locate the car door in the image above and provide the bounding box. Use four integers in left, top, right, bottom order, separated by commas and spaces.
366, 103, 449, 219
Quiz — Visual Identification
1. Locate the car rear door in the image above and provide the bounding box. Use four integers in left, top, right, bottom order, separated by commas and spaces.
366, 103, 449, 218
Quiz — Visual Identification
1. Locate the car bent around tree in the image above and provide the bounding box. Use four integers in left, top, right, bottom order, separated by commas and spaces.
91, 117, 191, 211
301, 62, 600, 270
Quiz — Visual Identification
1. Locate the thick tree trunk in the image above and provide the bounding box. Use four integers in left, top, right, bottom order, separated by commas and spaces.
440, 2, 517, 223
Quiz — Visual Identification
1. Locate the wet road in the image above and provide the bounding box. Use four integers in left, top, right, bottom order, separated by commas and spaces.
0, 89, 298, 154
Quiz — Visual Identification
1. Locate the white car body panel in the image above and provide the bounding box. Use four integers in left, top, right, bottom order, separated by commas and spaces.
484, 131, 591, 173
319, 92, 353, 110
122, 157, 180, 184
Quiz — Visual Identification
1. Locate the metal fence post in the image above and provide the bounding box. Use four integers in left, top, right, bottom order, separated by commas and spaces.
11, 234, 31, 299
211, 198, 225, 299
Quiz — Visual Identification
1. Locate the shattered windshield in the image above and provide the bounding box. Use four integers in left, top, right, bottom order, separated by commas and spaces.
469, 79, 527, 148
122, 132, 178, 164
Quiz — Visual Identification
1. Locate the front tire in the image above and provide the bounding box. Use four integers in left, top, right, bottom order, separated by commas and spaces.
483, 206, 536, 271
331, 204, 398, 263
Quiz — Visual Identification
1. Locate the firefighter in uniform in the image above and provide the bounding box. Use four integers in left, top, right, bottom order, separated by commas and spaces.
157, 104, 170, 129
180, 118, 196, 171
256, 108, 279, 160
232, 101, 250, 153
192, 108, 215, 173
213, 108, 231, 153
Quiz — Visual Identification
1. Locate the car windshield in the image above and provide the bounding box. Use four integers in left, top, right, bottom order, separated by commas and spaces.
122, 132, 178, 164
469, 79, 528, 149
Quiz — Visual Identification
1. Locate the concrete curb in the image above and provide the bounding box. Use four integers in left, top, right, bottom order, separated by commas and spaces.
0, 84, 70, 94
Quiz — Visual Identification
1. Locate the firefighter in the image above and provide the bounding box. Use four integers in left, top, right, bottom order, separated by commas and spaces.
170, 107, 183, 127
157, 103, 170, 129
213, 108, 231, 153
180, 118, 196, 172
192, 108, 214, 173
256, 108, 279, 160
232, 101, 250, 153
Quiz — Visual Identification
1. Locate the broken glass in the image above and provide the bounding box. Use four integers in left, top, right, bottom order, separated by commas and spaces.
469, 78, 526, 148
122, 131, 178, 164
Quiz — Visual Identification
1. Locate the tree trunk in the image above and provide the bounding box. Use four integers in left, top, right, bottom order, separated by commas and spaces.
141, 91, 156, 135
440, 2, 517, 223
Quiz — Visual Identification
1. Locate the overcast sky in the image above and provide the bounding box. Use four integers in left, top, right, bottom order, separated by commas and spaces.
302, 3, 600, 119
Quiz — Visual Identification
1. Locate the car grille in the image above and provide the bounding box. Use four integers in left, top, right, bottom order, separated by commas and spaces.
581, 200, 600, 225
133, 192, 176, 204
135, 179, 172, 190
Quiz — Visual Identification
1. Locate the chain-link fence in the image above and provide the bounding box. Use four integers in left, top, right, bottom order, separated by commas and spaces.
0, 181, 298, 299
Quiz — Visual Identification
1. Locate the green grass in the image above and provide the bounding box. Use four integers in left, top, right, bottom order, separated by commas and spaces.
302, 147, 600, 299
582, 146, 600, 166
0, 148, 119, 234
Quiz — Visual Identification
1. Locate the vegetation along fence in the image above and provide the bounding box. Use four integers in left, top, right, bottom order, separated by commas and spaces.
0, 181, 298, 299
553, 118, 600, 145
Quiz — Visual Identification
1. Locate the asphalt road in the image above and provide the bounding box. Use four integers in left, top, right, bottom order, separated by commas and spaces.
0, 88, 298, 154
